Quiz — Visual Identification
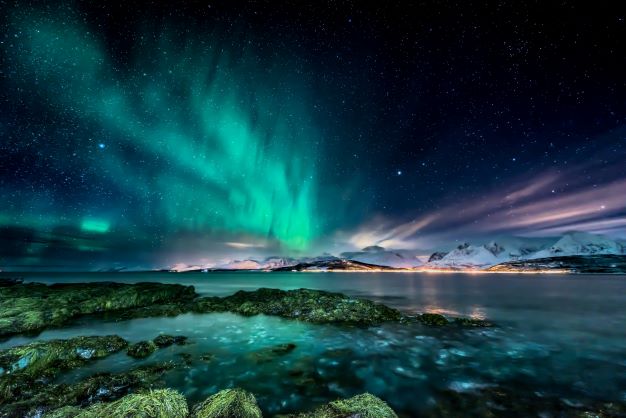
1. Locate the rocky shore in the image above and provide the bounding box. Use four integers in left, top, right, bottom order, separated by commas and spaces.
3, 280, 620, 417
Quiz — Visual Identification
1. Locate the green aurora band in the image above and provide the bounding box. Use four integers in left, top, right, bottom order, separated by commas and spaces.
6, 10, 325, 251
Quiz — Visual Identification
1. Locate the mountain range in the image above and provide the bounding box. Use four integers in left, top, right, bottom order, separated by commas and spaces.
168, 231, 626, 273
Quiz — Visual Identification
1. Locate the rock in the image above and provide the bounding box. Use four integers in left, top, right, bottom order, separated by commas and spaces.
76, 388, 188, 418
191, 388, 262, 418
452, 317, 493, 327
127, 341, 158, 359
0, 335, 128, 404
0, 277, 23, 287
246, 343, 297, 364
0, 282, 197, 337
417, 313, 450, 326
3, 362, 176, 416
177, 352, 193, 366
192, 288, 402, 325
199, 353, 216, 363
43, 405, 82, 417
428, 252, 448, 262
153, 334, 188, 348
289, 393, 398, 417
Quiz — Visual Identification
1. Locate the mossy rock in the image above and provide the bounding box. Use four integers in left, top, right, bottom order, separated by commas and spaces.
452, 317, 493, 327
77, 388, 188, 418
2, 362, 176, 415
44, 405, 83, 418
127, 341, 158, 359
0, 282, 197, 337
0, 335, 128, 404
0, 335, 127, 378
192, 288, 402, 325
290, 393, 398, 418
417, 313, 450, 326
153, 334, 188, 348
190, 388, 262, 418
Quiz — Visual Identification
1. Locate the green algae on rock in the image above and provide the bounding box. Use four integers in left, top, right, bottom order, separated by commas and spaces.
0, 335, 127, 378
0, 282, 197, 337
4, 362, 177, 416
153, 335, 188, 348
286, 393, 398, 418
75, 388, 188, 418
192, 288, 403, 325
190, 388, 262, 418
0, 335, 128, 405
127, 341, 158, 359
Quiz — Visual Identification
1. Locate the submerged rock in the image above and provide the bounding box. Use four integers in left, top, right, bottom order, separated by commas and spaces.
127, 341, 158, 359
153, 334, 188, 348
0, 282, 197, 337
192, 288, 403, 325
288, 393, 398, 418
190, 388, 262, 418
246, 343, 297, 364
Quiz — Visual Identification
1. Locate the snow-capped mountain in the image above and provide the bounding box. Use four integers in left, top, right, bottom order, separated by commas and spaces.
168, 232, 624, 272
427, 242, 504, 269
426, 232, 625, 269
528, 231, 624, 259
340, 246, 423, 268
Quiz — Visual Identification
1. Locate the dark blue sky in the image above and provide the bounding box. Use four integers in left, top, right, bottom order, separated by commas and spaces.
1, 1, 625, 269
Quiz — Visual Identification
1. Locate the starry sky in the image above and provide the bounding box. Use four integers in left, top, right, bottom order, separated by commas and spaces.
1, 1, 625, 269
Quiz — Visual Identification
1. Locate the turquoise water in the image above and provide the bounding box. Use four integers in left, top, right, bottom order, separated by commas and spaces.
2, 272, 626, 415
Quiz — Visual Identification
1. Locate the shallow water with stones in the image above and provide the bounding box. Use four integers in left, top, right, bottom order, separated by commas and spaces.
1, 271, 625, 416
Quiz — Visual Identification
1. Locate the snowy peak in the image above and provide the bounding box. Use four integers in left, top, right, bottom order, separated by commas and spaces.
340, 247, 422, 268
429, 243, 500, 269
529, 231, 624, 259
428, 232, 625, 269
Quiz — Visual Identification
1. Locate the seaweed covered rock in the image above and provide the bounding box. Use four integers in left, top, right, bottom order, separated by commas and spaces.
43, 405, 82, 417
0, 335, 128, 404
3, 362, 176, 416
417, 313, 450, 326
246, 343, 296, 364
153, 335, 188, 348
190, 388, 262, 418
0, 282, 197, 337
289, 393, 398, 418
403, 313, 493, 327
192, 288, 402, 325
452, 317, 493, 327
127, 341, 158, 359
76, 388, 188, 418
0, 335, 127, 378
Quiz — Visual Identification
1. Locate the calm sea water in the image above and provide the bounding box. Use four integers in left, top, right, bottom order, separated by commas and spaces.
3, 272, 626, 415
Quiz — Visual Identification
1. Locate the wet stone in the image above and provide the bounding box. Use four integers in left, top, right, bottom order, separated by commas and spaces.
126, 340, 157, 359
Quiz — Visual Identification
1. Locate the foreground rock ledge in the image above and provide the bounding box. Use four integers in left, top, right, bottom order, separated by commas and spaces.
43, 388, 397, 418
0, 282, 197, 337
0, 282, 492, 337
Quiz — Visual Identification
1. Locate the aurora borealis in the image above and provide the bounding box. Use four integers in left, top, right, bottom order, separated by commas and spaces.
1, 1, 625, 269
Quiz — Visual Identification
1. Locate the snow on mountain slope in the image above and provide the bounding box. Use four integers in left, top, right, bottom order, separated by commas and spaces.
340, 247, 423, 268
528, 231, 624, 259
428, 232, 624, 269
428, 243, 501, 269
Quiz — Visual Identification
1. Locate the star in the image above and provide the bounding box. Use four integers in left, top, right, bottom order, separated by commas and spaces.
98, 143, 106, 149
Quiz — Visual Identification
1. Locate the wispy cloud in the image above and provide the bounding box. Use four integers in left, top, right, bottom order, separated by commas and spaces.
340, 146, 626, 250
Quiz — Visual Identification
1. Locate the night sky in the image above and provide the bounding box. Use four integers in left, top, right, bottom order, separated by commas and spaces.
1, 1, 625, 269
